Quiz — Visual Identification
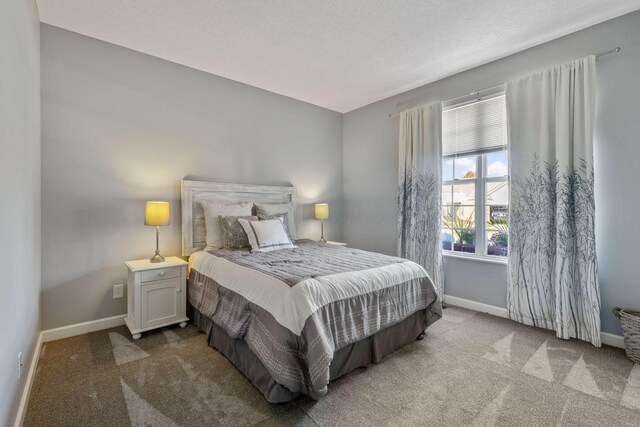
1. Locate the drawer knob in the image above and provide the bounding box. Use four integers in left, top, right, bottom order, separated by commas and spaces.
159, 271, 165, 276
176, 288, 181, 293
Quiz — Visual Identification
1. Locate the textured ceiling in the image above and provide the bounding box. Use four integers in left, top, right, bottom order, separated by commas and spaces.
36, 0, 640, 112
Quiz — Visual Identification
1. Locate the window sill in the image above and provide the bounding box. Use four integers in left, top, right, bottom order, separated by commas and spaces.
443, 251, 508, 265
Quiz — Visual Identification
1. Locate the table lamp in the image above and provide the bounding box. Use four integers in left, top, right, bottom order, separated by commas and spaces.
315, 203, 329, 243
145, 201, 170, 263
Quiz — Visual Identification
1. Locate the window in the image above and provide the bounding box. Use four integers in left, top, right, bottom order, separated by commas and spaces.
441, 93, 508, 258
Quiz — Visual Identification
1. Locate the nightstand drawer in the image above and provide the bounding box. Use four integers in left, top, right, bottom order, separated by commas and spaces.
141, 267, 180, 283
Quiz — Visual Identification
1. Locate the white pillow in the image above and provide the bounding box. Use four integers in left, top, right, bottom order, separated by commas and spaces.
254, 203, 296, 240
238, 218, 296, 253
201, 201, 252, 249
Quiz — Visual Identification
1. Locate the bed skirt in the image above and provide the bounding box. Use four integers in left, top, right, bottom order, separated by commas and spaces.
190, 305, 436, 403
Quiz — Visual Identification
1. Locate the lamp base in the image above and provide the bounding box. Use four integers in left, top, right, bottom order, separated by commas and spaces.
149, 253, 165, 263
319, 220, 327, 243
150, 227, 165, 263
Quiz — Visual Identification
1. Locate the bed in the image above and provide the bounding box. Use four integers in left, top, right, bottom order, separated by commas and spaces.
181, 180, 442, 402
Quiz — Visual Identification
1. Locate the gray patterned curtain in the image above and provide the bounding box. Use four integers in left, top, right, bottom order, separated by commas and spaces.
397, 104, 444, 297
506, 56, 601, 346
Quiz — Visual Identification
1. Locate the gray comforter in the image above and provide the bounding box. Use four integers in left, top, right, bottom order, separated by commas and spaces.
188, 240, 441, 399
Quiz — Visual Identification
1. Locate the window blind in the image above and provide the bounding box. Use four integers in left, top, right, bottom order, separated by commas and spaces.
442, 94, 507, 157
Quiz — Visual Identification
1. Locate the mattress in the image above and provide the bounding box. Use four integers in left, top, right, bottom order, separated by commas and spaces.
188, 239, 442, 400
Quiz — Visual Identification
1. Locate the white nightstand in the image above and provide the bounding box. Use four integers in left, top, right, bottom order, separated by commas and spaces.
326, 241, 347, 247
124, 256, 189, 340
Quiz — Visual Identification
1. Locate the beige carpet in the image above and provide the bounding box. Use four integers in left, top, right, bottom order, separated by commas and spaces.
24, 307, 640, 426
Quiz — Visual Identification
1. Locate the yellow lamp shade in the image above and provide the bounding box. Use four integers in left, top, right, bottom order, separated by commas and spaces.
145, 201, 170, 226
315, 203, 329, 220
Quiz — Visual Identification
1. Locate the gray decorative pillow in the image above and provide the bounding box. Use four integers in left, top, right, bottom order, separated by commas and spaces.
258, 212, 293, 241
219, 215, 257, 249
201, 201, 252, 249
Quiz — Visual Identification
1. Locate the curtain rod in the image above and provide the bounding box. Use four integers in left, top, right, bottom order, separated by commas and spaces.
388, 47, 621, 117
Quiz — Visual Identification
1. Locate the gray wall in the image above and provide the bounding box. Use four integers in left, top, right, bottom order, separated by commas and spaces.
0, 0, 41, 424
343, 10, 640, 335
41, 25, 343, 329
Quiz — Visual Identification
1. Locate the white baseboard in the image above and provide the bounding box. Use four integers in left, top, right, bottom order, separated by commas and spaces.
443, 294, 625, 349
41, 314, 126, 343
14, 332, 42, 427
443, 294, 509, 318
601, 332, 625, 349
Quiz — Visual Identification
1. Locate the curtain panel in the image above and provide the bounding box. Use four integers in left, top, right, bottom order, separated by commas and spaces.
397, 104, 445, 298
506, 56, 600, 346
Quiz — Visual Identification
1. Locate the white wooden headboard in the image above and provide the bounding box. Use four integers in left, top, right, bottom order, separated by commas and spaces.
181, 180, 297, 256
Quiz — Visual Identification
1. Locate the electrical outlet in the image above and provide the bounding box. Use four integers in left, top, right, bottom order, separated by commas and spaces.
17, 352, 22, 379
113, 284, 124, 299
